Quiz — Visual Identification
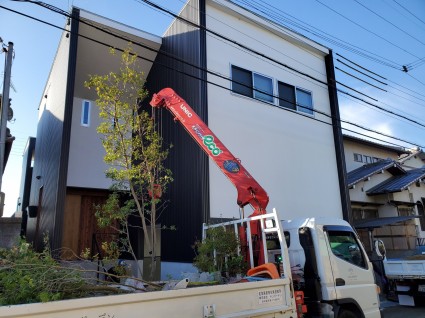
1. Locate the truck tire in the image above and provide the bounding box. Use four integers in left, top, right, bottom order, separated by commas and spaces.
338, 309, 357, 318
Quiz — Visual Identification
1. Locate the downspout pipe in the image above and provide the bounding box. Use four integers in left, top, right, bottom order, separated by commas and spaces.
325, 50, 352, 224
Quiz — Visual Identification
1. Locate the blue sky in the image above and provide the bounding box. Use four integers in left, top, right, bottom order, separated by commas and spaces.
1, 0, 424, 217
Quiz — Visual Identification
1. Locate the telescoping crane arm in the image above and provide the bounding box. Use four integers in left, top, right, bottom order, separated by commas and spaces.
150, 87, 269, 216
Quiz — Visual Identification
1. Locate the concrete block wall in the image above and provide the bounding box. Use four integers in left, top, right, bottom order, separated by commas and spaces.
0, 217, 21, 249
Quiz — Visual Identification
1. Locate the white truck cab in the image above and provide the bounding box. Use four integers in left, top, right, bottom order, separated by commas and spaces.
283, 217, 382, 318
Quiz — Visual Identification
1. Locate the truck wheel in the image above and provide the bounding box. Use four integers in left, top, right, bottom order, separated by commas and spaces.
338, 309, 357, 318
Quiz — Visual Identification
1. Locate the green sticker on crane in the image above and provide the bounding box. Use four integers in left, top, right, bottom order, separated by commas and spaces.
203, 135, 222, 156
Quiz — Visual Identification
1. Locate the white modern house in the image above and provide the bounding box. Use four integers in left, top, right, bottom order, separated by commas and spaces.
20, 0, 350, 275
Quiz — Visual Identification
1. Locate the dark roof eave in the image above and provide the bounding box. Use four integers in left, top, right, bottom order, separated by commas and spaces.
366, 169, 425, 195
347, 160, 404, 187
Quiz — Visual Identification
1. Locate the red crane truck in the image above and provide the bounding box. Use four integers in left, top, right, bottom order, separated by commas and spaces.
1, 89, 382, 318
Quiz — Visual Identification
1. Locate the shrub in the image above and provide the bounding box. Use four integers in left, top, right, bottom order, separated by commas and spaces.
0, 240, 87, 305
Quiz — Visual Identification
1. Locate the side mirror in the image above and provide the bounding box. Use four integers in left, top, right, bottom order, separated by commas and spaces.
374, 240, 386, 259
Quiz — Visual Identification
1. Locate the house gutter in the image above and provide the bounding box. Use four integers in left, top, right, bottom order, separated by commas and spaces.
325, 50, 352, 224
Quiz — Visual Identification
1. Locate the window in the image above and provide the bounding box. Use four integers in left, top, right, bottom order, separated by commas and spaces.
253, 73, 273, 102
352, 208, 378, 221
231, 66, 274, 103
354, 153, 382, 164
296, 88, 313, 115
363, 209, 378, 219
81, 100, 91, 127
231, 66, 313, 112
354, 153, 362, 162
398, 207, 414, 217
327, 230, 366, 268
278, 82, 296, 110
363, 155, 372, 163
278, 81, 313, 115
231, 65, 252, 98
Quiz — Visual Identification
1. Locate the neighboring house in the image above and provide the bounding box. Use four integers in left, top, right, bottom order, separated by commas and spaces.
20, 0, 350, 274
344, 135, 425, 256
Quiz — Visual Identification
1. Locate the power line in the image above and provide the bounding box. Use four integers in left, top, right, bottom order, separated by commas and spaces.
382, 0, 425, 33
392, 0, 425, 27
314, 0, 422, 60
131, 0, 425, 133
336, 59, 387, 86
353, 0, 425, 48
336, 67, 387, 92
336, 52, 425, 102
407, 73, 425, 88
2, 2, 424, 149
50, 0, 425, 133
231, 0, 403, 70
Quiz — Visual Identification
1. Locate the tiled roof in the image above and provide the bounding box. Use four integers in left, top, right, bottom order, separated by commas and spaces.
366, 168, 425, 195
347, 159, 405, 187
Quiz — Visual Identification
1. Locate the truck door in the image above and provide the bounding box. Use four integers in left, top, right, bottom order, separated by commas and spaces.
324, 226, 379, 316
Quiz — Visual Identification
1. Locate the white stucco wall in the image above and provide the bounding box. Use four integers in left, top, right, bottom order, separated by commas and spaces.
39, 31, 70, 122
344, 139, 400, 172
67, 97, 112, 189
204, 2, 343, 220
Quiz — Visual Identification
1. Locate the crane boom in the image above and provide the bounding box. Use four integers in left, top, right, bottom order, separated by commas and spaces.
150, 87, 269, 216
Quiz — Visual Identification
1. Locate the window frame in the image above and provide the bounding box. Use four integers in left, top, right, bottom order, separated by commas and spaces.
354, 153, 363, 162
81, 100, 91, 127
231, 65, 253, 98
295, 87, 314, 115
253, 72, 274, 103
277, 80, 314, 116
277, 81, 296, 110
230, 65, 315, 114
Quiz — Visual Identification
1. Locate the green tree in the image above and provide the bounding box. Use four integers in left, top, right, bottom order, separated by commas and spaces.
85, 46, 172, 280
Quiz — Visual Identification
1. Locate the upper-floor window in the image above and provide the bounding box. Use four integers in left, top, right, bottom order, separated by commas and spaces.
363, 155, 372, 163
354, 153, 382, 164
231, 65, 314, 113
278, 81, 313, 115
81, 100, 91, 127
232, 65, 252, 98
231, 66, 274, 103
296, 88, 313, 115
253, 73, 273, 102
354, 153, 362, 162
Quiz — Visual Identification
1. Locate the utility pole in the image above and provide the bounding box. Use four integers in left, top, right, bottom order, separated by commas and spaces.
0, 41, 14, 192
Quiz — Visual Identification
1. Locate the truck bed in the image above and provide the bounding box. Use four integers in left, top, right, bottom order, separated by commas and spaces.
384, 258, 425, 279
0, 279, 295, 318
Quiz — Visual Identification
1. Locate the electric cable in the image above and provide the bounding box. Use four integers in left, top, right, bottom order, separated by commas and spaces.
336, 59, 388, 86
336, 67, 387, 92
231, 0, 403, 70
13, 0, 424, 132
392, 0, 425, 27
2, 2, 424, 149
314, 0, 422, 59
353, 0, 425, 47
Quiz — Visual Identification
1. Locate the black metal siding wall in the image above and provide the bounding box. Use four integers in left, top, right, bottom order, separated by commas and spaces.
146, 0, 209, 262
26, 9, 79, 252
18, 137, 35, 237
